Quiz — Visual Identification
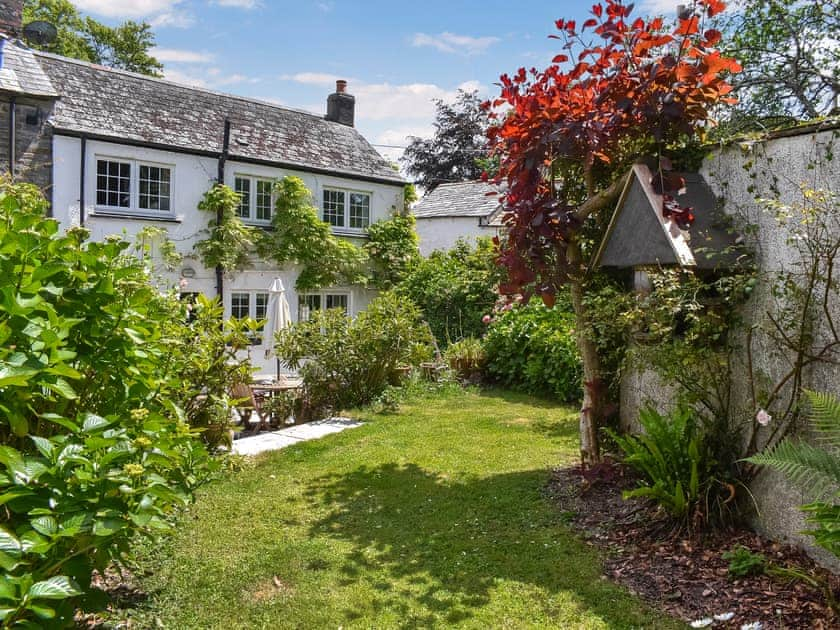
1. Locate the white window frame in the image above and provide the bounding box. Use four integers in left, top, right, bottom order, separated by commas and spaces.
229, 290, 270, 344
298, 290, 351, 322
94, 156, 174, 216
234, 175, 275, 225
322, 187, 372, 232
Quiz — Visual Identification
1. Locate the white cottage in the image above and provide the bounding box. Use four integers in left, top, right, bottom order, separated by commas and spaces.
0, 6, 405, 375
412, 181, 503, 255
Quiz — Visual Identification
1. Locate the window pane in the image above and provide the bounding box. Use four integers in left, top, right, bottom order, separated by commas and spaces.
322, 189, 345, 227
138, 164, 171, 211
256, 180, 272, 221
349, 193, 370, 229
255, 292, 269, 321
298, 294, 321, 321
96, 159, 131, 208
235, 177, 251, 218
231, 292, 250, 320
326, 294, 348, 314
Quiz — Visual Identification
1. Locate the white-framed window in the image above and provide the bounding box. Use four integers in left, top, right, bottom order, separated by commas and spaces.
230, 290, 269, 344
322, 188, 371, 230
96, 158, 173, 213
298, 291, 350, 321
234, 176, 274, 223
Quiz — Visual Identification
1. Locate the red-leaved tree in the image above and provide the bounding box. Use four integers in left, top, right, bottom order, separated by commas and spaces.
487, 0, 741, 464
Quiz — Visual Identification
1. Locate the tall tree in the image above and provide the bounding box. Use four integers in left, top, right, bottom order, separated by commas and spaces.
488, 0, 740, 464
722, 0, 839, 121
402, 90, 491, 191
23, 0, 163, 76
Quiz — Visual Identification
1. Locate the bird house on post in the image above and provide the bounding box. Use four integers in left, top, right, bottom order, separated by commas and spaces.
593, 163, 742, 292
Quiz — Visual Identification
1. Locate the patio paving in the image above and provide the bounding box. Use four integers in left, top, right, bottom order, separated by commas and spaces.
232, 417, 363, 456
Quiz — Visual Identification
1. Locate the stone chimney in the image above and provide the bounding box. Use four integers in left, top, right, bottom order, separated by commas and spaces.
325, 79, 355, 127
0, 0, 23, 38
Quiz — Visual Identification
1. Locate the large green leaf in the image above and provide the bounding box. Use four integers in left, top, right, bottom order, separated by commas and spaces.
27, 576, 82, 600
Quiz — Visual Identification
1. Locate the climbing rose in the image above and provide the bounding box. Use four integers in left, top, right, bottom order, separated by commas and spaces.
756, 409, 772, 426
482, 314, 492, 324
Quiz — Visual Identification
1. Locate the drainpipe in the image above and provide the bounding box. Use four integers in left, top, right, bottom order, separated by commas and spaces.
215, 118, 231, 300
8, 94, 15, 179
78, 135, 86, 225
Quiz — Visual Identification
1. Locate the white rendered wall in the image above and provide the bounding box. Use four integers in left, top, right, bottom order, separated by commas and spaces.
51, 135, 402, 375
415, 216, 498, 255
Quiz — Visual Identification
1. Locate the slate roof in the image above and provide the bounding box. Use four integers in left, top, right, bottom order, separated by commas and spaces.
29, 49, 403, 185
594, 164, 743, 271
412, 181, 500, 219
0, 40, 57, 97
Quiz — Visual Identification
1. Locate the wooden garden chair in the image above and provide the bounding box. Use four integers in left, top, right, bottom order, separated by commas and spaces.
230, 382, 270, 432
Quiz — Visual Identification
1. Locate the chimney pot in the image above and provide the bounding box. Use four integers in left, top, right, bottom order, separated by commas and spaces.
336, 79, 347, 93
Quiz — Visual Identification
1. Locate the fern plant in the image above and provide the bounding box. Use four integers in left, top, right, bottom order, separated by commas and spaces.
746, 391, 840, 558
610, 406, 715, 521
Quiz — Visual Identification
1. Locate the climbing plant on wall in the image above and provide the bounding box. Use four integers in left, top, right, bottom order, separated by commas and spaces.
194, 184, 258, 274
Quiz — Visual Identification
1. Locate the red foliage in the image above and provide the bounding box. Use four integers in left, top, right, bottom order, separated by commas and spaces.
487, 0, 741, 301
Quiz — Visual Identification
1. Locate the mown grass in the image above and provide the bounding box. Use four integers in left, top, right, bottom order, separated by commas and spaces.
135, 387, 681, 629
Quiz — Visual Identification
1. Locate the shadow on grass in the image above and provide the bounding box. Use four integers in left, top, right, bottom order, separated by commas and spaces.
305, 462, 650, 627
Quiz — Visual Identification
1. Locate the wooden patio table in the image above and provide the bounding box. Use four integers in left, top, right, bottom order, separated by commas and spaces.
250, 380, 303, 429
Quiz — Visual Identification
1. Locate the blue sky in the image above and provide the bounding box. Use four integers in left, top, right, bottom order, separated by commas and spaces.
70, 0, 673, 165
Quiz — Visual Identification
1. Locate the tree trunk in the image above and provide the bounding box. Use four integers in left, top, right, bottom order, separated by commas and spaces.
566, 230, 604, 466
569, 276, 603, 465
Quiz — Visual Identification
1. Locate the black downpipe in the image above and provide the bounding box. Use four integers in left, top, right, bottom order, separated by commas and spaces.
79, 136, 87, 225
216, 118, 231, 300
8, 95, 15, 179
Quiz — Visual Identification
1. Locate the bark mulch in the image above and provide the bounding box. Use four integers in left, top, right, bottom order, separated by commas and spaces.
547, 463, 839, 630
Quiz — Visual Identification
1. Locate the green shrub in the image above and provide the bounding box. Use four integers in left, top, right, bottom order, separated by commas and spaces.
444, 337, 486, 381
483, 303, 582, 402
747, 391, 840, 558
396, 238, 503, 345
610, 407, 715, 522
0, 182, 234, 625
274, 292, 434, 414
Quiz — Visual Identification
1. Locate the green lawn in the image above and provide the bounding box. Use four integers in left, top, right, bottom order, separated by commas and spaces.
137, 388, 680, 629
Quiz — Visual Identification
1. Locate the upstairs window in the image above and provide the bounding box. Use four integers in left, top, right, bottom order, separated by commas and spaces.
235, 176, 274, 223
323, 188, 371, 230
96, 158, 172, 214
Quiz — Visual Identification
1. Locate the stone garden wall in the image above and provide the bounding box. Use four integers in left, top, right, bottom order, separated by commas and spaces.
620, 123, 840, 570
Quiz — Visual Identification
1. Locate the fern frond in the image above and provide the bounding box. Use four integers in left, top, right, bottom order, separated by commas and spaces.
747, 439, 840, 497
804, 390, 840, 447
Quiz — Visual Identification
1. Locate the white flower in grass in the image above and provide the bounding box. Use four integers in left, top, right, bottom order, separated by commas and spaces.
714, 612, 735, 621
756, 409, 772, 426
690, 619, 714, 628
741, 623, 763, 630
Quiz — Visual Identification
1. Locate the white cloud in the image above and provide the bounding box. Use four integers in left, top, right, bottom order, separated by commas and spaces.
282, 73, 486, 123
639, 0, 682, 17
279, 72, 345, 86
150, 11, 195, 28
152, 48, 214, 63
72, 0, 183, 19
316, 2, 334, 12
411, 32, 500, 55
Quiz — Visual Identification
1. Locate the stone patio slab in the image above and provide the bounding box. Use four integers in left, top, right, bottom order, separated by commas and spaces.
232, 417, 362, 456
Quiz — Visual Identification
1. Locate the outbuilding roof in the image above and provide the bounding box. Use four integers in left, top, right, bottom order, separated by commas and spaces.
29, 49, 403, 185
593, 164, 743, 271
412, 180, 500, 219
